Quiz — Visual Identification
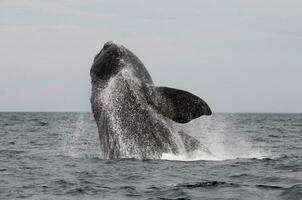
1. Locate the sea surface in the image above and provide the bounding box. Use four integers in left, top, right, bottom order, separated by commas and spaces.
0, 112, 301, 200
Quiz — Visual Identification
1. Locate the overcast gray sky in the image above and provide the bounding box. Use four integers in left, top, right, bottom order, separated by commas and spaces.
0, 0, 301, 112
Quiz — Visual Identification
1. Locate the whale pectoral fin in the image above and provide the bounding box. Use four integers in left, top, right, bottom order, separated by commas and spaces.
178, 131, 201, 152
178, 131, 211, 154
150, 86, 212, 123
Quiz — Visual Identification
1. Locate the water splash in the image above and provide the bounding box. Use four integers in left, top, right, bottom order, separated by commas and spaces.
65, 67, 271, 160
162, 115, 272, 161
60, 113, 99, 158
60, 112, 271, 161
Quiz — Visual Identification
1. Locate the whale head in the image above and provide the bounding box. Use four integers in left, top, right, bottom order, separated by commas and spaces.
90, 41, 153, 85
90, 41, 126, 82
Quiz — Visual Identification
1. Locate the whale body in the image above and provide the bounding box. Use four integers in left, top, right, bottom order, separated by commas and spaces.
90, 41, 212, 159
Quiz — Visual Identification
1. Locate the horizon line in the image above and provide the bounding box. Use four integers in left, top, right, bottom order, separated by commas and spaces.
0, 111, 301, 114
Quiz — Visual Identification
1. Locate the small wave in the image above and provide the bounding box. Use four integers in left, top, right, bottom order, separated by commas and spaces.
0, 149, 25, 156
229, 173, 260, 180
144, 186, 190, 200
119, 186, 142, 197
66, 187, 87, 195
31, 118, 48, 126
143, 181, 238, 199
279, 184, 302, 200
37, 121, 48, 126
255, 184, 284, 190
53, 179, 77, 187
177, 181, 240, 189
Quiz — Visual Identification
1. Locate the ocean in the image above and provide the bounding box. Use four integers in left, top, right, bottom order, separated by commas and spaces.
0, 112, 301, 200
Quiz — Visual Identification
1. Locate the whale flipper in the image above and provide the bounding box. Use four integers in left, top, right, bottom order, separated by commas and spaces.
178, 131, 211, 154
150, 87, 212, 123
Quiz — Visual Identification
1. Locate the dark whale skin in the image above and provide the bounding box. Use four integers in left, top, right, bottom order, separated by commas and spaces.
90, 42, 211, 159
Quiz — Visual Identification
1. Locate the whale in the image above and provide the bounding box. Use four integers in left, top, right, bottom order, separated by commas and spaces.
90, 41, 212, 159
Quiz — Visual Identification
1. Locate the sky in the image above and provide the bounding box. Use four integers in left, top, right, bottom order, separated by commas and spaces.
0, 0, 301, 113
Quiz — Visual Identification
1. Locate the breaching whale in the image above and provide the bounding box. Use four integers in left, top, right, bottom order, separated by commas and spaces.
90, 41, 212, 159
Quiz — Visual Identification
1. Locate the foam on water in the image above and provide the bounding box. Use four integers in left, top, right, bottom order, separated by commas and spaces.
60, 112, 270, 161
162, 116, 271, 161
161, 148, 268, 161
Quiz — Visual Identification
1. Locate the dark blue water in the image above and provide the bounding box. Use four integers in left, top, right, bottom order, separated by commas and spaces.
0, 113, 301, 199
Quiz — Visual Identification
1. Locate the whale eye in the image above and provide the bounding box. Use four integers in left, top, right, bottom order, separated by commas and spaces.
103, 41, 113, 50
